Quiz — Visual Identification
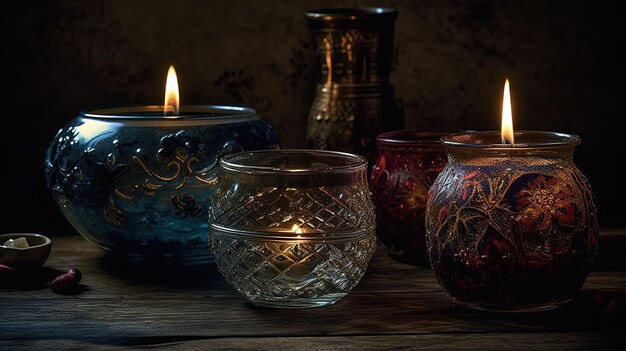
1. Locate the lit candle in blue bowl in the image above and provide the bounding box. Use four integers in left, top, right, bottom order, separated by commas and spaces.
44, 66, 281, 267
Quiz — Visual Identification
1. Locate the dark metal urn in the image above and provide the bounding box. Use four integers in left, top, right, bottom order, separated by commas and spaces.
305, 8, 403, 159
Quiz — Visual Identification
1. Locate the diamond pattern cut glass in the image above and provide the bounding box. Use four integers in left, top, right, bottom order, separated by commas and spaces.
209, 150, 376, 308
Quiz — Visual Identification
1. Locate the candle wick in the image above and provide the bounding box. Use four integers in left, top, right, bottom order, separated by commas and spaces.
502, 137, 513, 145
163, 101, 178, 116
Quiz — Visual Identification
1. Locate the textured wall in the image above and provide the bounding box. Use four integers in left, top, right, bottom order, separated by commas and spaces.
1, 0, 622, 234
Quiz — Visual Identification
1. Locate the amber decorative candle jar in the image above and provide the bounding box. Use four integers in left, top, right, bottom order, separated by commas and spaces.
425, 131, 599, 312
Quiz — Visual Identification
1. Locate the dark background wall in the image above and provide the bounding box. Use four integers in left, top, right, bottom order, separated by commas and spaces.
1, 0, 622, 235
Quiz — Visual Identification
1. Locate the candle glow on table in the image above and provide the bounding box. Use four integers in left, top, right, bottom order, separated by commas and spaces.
424, 79, 599, 312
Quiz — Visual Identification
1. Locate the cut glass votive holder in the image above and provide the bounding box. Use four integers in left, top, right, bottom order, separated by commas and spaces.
208, 149, 377, 308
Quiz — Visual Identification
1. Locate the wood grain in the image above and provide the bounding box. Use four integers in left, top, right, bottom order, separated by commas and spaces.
1, 232, 625, 350
3, 333, 626, 351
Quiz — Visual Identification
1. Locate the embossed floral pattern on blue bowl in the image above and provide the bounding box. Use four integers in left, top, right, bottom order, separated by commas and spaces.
45, 105, 281, 267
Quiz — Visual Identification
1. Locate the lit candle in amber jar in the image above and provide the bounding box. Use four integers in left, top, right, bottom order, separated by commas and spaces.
425, 79, 599, 312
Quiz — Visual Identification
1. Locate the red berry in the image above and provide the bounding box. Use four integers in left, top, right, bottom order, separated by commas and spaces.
48, 268, 82, 294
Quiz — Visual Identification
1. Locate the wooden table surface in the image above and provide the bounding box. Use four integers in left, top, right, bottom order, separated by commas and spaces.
2, 230, 625, 350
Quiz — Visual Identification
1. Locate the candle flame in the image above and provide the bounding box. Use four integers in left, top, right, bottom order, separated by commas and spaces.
501, 78, 514, 144
164, 65, 180, 116
291, 224, 303, 235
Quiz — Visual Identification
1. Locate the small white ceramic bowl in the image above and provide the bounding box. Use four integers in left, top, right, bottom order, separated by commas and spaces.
0, 233, 52, 269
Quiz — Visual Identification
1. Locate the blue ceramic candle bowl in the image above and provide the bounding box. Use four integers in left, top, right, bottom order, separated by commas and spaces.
44, 105, 281, 267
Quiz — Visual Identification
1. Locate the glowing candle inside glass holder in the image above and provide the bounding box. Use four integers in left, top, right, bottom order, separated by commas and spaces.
208, 149, 377, 308
424, 79, 599, 312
